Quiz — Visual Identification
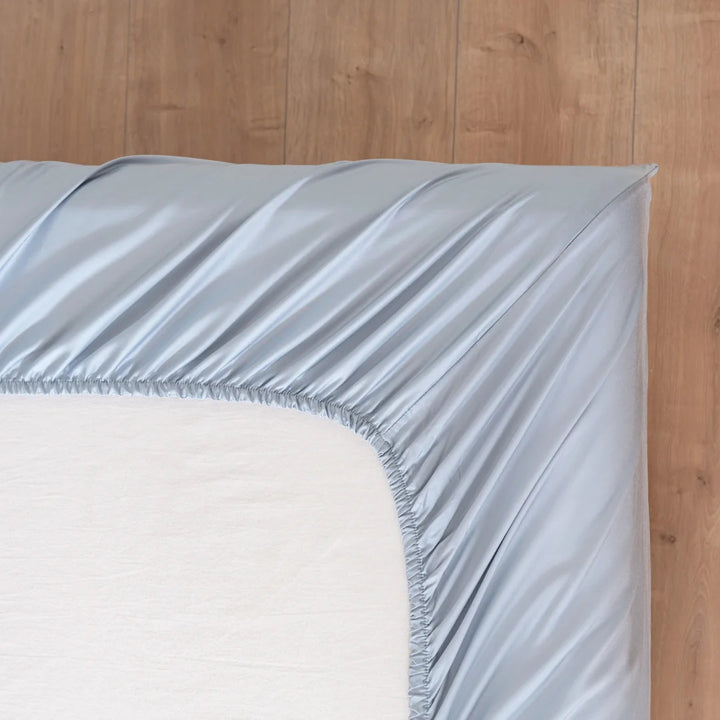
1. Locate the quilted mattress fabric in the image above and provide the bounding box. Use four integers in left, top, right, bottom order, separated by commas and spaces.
0, 157, 655, 720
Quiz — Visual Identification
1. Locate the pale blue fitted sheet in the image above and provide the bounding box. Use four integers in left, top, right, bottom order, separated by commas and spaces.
0, 157, 656, 719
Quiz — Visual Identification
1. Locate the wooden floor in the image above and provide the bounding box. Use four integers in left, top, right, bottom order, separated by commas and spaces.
1, 1, 718, 716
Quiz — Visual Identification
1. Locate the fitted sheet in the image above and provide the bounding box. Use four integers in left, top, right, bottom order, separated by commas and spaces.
0, 395, 409, 719
0, 157, 655, 719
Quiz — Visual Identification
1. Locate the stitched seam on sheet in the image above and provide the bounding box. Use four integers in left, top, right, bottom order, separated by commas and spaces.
0, 375, 433, 720
385, 169, 658, 435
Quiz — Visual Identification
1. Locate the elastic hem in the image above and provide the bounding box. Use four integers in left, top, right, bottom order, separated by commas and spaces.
0, 374, 433, 720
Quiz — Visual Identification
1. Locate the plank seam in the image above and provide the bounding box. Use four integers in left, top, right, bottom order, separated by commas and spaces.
451, 0, 462, 162
631, 0, 640, 163
123, 0, 132, 155
282, 0, 292, 164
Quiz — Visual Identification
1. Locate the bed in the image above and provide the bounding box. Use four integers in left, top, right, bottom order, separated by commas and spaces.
0, 156, 655, 719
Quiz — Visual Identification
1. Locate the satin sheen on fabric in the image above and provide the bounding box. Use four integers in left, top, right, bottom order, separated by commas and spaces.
0, 157, 655, 719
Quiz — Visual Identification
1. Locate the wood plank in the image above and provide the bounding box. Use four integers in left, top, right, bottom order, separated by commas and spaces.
635, 1, 720, 717
126, 0, 288, 164
285, 0, 457, 164
0, 0, 128, 164
454, 0, 636, 164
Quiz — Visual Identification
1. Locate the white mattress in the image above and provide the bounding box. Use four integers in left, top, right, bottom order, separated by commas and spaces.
0, 395, 410, 719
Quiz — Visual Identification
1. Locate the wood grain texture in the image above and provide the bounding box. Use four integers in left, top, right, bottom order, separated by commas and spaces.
285, 0, 457, 163
635, 2, 720, 718
3, 3, 720, 715
126, 0, 288, 163
0, 0, 128, 164
454, 0, 637, 164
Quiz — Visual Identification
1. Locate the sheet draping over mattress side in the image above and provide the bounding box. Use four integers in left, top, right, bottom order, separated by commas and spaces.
0, 157, 655, 720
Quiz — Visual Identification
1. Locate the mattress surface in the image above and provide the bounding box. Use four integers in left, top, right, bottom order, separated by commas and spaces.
1, 395, 409, 719
0, 157, 655, 719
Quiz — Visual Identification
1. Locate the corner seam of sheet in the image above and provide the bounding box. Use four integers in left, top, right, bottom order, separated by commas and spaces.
384, 167, 657, 436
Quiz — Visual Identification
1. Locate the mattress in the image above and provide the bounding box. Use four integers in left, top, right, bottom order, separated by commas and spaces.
1, 395, 409, 719
0, 157, 656, 719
